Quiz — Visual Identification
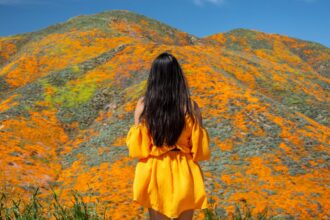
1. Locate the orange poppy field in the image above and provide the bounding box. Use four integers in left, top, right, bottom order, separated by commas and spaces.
0, 9, 329, 219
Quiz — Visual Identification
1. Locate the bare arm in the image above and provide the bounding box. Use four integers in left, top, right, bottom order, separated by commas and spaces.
192, 101, 203, 127
134, 96, 145, 125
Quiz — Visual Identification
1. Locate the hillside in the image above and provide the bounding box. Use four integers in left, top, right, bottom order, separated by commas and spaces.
0, 9, 329, 219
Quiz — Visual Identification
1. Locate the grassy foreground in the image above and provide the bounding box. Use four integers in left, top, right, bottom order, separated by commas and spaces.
0, 186, 284, 219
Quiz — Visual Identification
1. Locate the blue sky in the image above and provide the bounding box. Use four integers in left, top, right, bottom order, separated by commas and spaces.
0, 0, 329, 47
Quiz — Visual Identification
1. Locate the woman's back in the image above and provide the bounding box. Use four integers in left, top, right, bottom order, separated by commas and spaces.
128, 98, 210, 161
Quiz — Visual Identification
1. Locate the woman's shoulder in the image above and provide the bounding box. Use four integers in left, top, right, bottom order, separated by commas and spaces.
191, 99, 203, 127
137, 96, 145, 106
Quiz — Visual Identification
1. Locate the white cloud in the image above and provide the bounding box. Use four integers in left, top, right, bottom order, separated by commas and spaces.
193, 0, 225, 6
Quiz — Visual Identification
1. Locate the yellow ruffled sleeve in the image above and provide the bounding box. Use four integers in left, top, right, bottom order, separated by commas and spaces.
126, 124, 152, 159
191, 121, 211, 162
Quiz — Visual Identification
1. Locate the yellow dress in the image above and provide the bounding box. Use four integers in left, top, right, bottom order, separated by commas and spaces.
126, 113, 211, 219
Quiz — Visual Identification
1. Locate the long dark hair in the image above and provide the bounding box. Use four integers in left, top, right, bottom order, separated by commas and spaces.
139, 52, 196, 148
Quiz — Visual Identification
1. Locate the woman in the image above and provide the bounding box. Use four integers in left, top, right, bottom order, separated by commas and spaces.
126, 52, 211, 220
